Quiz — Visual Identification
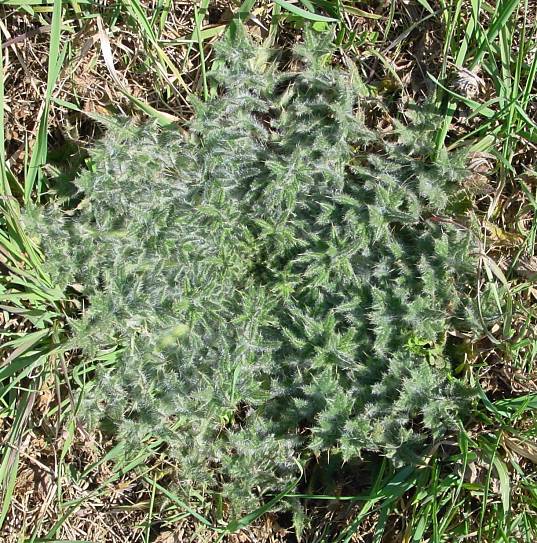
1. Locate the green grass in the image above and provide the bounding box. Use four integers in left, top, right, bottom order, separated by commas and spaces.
1, 0, 537, 541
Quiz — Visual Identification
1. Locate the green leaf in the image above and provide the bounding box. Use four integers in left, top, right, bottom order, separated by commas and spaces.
274, 0, 337, 22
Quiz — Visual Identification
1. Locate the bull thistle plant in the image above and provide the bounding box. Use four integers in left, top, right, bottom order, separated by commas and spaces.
26, 30, 481, 509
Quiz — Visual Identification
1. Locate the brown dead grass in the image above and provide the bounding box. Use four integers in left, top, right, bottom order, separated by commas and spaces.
1, 387, 146, 541
1, 1, 238, 176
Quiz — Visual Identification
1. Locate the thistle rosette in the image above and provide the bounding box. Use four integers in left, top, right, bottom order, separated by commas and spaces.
28, 28, 478, 509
